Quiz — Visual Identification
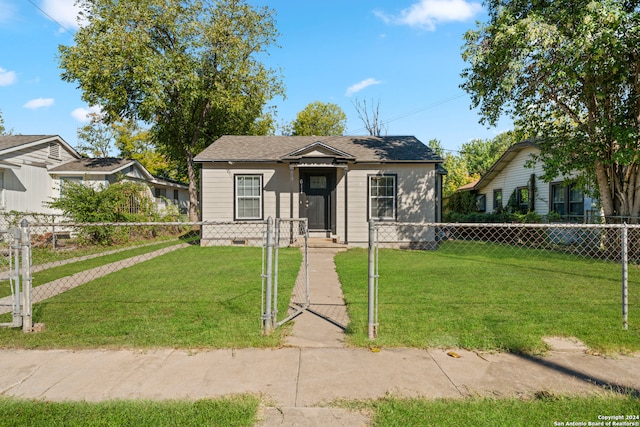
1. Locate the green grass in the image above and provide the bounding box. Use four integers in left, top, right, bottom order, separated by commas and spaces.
0, 246, 301, 349
335, 242, 640, 354
365, 395, 640, 426
0, 239, 191, 299
0, 395, 259, 427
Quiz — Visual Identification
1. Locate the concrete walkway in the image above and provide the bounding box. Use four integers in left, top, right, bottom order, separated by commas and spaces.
1, 245, 639, 426
285, 247, 349, 348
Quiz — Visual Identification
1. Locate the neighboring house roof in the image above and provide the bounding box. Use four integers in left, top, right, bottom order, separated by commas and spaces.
457, 180, 480, 192
49, 158, 150, 177
0, 135, 80, 158
466, 140, 540, 191
194, 135, 443, 163
49, 158, 189, 189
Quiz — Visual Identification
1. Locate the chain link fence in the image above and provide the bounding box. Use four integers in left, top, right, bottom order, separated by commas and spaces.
0, 223, 32, 332
368, 221, 638, 339
0, 218, 308, 335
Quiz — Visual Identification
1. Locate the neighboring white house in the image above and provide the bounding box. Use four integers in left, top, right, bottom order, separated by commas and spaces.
0, 135, 189, 217
194, 135, 445, 246
466, 140, 597, 221
48, 158, 189, 214
0, 135, 80, 214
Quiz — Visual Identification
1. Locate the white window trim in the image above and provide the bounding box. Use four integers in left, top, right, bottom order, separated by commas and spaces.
235, 175, 263, 220
368, 174, 397, 220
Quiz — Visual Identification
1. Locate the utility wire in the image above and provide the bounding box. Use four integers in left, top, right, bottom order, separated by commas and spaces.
345, 92, 467, 137
26, 0, 76, 36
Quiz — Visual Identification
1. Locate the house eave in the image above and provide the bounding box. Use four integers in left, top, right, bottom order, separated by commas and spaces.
0, 135, 81, 159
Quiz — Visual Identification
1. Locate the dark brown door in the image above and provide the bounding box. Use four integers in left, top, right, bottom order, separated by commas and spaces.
301, 173, 331, 230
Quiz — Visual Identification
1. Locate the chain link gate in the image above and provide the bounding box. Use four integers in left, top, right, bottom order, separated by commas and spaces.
261, 217, 309, 334
0, 220, 32, 332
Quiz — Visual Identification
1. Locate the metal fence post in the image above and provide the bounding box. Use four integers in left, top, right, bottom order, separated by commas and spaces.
20, 219, 32, 333
622, 223, 629, 330
10, 227, 21, 327
273, 218, 280, 326
262, 217, 274, 335
368, 220, 378, 340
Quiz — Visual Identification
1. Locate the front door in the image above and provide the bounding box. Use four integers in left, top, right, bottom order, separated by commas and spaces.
301, 172, 332, 230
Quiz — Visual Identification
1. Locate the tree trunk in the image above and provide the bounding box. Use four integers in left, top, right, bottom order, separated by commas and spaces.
185, 150, 199, 222
595, 161, 615, 221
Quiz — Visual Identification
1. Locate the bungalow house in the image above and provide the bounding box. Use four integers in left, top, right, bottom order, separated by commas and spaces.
48, 158, 189, 214
464, 140, 597, 221
0, 135, 79, 215
0, 135, 189, 218
194, 135, 445, 246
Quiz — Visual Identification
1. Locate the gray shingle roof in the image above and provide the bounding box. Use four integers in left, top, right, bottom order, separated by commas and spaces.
194, 135, 443, 163
0, 135, 58, 151
48, 158, 135, 173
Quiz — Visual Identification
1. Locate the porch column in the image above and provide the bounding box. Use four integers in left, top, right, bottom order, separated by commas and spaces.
342, 165, 348, 244
289, 164, 294, 219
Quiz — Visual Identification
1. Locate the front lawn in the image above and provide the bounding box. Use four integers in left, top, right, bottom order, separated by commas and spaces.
365, 395, 640, 426
0, 395, 259, 427
335, 242, 640, 354
0, 246, 301, 349
0, 239, 188, 299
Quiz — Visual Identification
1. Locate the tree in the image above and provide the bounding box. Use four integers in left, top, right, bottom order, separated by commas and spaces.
460, 131, 517, 177
291, 101, 347, 136
428, 138, 479, 198
76, 112, 114, 157
112, 119, 174, 178
59, 0, 284, 221
0, 109, 12, 135
352, 98, 387, 136
461, 0, 640, 222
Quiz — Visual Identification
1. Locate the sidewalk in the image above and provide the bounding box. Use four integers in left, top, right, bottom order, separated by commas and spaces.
0, 247, 639, 426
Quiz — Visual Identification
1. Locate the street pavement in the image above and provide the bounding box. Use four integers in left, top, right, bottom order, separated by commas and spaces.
0, 246, 638, 426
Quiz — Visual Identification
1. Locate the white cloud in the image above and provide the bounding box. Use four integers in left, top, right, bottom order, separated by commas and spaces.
375, 0, 483, 30
71, 105, 102, 122
41, 0, 83, 30
0, 67, 16, 86
346, 78, 382, 97
24, 98, 55, 109
0, 0, 18, 24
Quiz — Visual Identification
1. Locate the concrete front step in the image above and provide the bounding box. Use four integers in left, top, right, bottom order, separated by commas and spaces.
307, 238, 347, 249
258, 406, 370, 427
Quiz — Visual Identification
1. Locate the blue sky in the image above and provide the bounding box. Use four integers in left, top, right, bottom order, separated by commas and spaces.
0, 0, 512, 154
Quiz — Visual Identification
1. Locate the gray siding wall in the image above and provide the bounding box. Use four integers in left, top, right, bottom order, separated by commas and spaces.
201, 162, 439, 246
200, 163, 293, 222
345, 163, 438, 245
0, 141, 78, 214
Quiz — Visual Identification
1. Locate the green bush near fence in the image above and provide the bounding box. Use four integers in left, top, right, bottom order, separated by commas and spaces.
48, 180, 186, 245
336, 243, 640, 354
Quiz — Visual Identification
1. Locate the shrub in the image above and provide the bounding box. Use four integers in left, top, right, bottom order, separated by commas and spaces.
49, 181, 156, 245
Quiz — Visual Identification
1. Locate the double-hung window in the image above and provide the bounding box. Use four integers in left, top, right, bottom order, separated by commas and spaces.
235, 175, 263, 220
493, 189, 502, 211
550, 182, 584, 220
369, 175, 396, 220
516, 186, 530, 212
